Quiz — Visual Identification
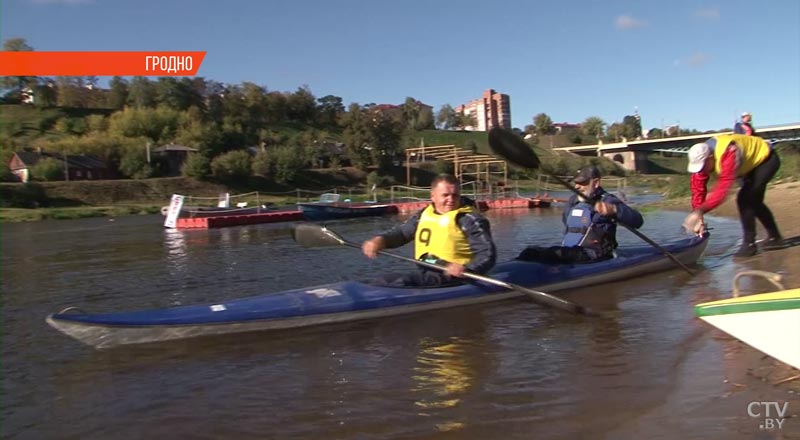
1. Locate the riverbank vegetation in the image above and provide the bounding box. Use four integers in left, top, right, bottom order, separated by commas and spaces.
2, 37, 797, 221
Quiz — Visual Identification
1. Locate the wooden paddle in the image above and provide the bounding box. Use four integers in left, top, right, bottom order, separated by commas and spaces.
292, 222, 595, 316
488, 127, 695, 275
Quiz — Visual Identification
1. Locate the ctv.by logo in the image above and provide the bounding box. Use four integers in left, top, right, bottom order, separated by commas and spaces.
747, 401, 789, 430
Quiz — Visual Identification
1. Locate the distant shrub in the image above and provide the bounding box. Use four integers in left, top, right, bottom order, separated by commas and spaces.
182, 153, 211, 179
273, 146, 305, 184
119, 149, 153, 179
31, 157, 64, 181
211, 150, 252, 182
251, 150, 275, 178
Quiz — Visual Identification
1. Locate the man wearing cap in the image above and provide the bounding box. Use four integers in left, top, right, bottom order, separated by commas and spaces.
517, 165, 644, 264
734, 112, 755, 135
683, 133, 783, 257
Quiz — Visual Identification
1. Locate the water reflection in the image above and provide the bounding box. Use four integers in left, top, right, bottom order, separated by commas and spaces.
4, 209, 790, 439
413, 337, 473, 404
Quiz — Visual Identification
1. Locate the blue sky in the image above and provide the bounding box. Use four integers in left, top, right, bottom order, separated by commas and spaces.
2, 0, 799, 131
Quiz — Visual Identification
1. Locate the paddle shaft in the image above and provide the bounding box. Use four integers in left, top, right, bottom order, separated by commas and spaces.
545, 172, 695, 275
338, 240, 589, 315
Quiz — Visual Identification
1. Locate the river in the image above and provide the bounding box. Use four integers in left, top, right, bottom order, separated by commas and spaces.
2, 205, 797, 439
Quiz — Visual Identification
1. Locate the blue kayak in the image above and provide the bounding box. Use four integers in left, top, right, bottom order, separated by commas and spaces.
47, 234, 709, 349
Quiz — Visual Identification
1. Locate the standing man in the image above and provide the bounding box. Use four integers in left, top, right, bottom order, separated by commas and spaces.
361, 174, 496, 287
516, 165, 643, 264
734, 112, 756, 135
683, 133, 783, 257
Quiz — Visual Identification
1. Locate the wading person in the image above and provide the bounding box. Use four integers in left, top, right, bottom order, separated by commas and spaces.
683, 133, 783, 257
517, 165, 643, 264
361, 174, 496, 287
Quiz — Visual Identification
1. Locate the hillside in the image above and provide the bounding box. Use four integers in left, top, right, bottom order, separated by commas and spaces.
0, 104, 114, 144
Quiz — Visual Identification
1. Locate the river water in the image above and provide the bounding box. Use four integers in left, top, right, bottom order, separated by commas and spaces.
2, 204, 798, 439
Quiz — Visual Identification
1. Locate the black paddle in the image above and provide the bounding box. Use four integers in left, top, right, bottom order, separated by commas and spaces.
291, 222, 594, 316
488, 127, 695, 276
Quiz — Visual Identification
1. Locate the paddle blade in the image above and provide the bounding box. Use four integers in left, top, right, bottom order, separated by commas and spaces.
291, 222, 346, 248
488, 128, 541, 169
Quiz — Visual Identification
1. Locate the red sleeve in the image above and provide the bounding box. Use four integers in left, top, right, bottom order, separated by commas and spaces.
690, 172, 709, 209
698, 146, 738, 213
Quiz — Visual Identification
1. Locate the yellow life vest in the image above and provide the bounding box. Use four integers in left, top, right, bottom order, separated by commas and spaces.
712, 134, 771, 176
414, 204, 475, 265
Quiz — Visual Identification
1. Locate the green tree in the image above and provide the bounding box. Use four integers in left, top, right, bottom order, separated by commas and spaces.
342, 103, 374, 168
264, 91, 287, 124
107, 76, 129, 110
456, 112, 477, 130
119, 148, 153, 179
155, 77, 204, 111
251, 149, 275, 178
56, 77, 87, 107
417, 106, 435, 130
622, 115, 642, 139
181, 153, 211, 179
436, 104, 457, 129
317, 94, 344, 126
580, 116, 605, 137
533, 113, 555, 135
606, 122, 625, 142
127, 76, 158, 108
32, 81, 57, 108
107, 106, 181, 143
286, 86, 317, 123
210, 150, 252, 182
273, 146, 306, 183
1, 38, 36, 96
402, 97, 420, 130
369, 108, 402, 171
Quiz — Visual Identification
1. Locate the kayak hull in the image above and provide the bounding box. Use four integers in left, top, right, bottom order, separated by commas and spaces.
47, 234, 709, 349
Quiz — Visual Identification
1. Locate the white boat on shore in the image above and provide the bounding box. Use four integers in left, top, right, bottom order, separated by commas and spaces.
695, 271, 800, 370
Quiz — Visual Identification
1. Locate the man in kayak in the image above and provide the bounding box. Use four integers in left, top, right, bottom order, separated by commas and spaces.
516, 165, 644, 264
683, 134, 783, 257
361, 174, 497, 287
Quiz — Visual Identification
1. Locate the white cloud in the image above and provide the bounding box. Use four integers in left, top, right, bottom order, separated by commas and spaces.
693, 8, 720, 20
615, 15, 647, 30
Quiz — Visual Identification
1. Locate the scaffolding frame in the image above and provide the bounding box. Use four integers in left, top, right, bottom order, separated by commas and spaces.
405, 144, 508, 192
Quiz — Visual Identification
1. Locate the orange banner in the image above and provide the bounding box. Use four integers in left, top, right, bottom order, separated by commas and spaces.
0, 51, 206, 76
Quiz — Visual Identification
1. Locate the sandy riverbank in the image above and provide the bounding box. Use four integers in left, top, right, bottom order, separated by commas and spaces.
640, 181, 800, 437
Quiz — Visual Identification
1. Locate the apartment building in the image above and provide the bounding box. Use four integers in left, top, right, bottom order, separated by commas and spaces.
455, 89, 511, 131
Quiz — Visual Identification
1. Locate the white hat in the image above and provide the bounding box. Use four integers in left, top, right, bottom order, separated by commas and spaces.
687, 143, 712, 173
741, 111, 751, 117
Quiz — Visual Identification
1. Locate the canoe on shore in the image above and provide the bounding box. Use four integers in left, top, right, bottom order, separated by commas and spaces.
47, 234, 709, 349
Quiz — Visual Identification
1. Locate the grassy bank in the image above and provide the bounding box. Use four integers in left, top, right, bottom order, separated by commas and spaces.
0, 205, 162, 222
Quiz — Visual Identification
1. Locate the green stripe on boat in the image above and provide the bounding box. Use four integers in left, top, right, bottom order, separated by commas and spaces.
695, 294, 800, 317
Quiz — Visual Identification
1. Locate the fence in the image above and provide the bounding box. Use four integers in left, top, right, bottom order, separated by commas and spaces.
175, 175, 629, 215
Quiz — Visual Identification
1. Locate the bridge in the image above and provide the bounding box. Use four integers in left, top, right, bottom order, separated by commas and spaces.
552, 122, 800, 172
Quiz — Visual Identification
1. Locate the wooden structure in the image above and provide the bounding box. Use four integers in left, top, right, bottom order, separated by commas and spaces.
404, 144, 507, 191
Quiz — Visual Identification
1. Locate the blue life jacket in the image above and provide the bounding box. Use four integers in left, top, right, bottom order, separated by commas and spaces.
561, 195, 615, 258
